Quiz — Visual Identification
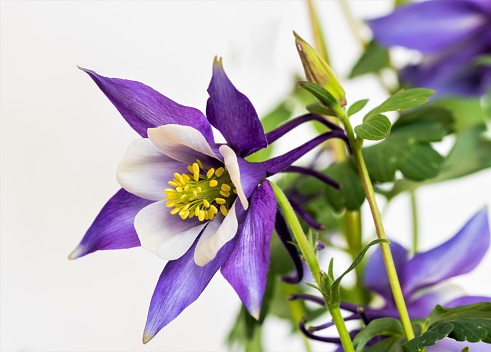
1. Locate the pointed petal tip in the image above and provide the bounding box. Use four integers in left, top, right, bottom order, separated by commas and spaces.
142, 331, 153, 344
213, 56, 223, 69
68, 245, 86, 260
250, 309, 261, 321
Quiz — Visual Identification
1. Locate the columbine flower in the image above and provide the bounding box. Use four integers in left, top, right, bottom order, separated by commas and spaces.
368, 0, 491, 97
69, 58, 347, 342
292, 209, 490, 350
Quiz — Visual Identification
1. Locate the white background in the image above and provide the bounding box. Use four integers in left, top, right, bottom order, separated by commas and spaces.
1, 1, 490, 351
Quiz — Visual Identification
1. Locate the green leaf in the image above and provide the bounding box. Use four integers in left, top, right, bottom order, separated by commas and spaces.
427, 302, 491, 326
331, 239, 388, 292
363, 107, 452, 183
402, 322, 454, 352
348, 99, 369, 117
353, 318, 404, 352
306, 101, 336, 116
449, 319, 491, 343
355, 113, 391, 140
323, 158, 365, 211
385, 126, 491, 199
432, 97, 486, 131
365, 336, 406, 352
364, 88, 435, 121
402, 303, 491, 352
349, 40, 390, 78
298, 80, 341, 114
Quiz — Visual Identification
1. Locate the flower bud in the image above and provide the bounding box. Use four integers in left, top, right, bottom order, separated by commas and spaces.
294, 32, 346, 106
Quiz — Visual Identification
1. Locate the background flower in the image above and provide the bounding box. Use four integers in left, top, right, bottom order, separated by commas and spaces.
368, 0, 491, 97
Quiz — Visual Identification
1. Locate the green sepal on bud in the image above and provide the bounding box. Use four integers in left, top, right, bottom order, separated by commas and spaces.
294, 32, 347, 107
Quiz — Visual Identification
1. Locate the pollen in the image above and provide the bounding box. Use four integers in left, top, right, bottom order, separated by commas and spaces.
163, 159, 236, 222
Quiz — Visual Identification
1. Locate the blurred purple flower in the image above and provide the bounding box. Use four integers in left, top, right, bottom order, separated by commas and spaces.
69, 58, 346, 342
293, 209, 490, 350
368, 0, 491, 97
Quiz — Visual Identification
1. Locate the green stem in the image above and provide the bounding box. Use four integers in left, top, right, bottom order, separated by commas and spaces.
271, 182, 355, 352
306, 0, 366, 305
410, 190, 419, 254
338, 113, 415, 341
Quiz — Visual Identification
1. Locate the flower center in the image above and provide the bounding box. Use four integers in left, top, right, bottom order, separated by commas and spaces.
163, 159, 236, 221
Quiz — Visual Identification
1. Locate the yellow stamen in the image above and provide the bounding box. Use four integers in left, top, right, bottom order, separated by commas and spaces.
198, 210, 205, 221
215, 167, 225, 177
164, 161, 235, 222
220, 205, 228, 216
215, 198, 226, 205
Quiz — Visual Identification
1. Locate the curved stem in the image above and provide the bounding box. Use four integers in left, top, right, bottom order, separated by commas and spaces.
271, 182, 355, 352
265, 113, 341, 145
261, 131, 348, 176
339, 112, 415, 341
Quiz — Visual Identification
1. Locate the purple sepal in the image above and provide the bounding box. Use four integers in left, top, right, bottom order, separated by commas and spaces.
206, 58, 267, 156
221, 181, 276, 319
364, 241, 408, 305
80, 68, 214, 141
403, 209, 490, 296
367, 1, 486, 54
143, 237, 235, 343
69, 189, 151, 259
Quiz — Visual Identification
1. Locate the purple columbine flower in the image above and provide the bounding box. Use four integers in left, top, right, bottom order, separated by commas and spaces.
368, 0, 491, 97
292, 209, 490, 350
69, 58, 347, 343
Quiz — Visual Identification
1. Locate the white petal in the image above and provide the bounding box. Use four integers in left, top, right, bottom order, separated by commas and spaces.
219, 145, 249, 210
135, 201, 206, 260
148, 125, 218, 165
117, 139, 188, 201
194, 201, 238, 266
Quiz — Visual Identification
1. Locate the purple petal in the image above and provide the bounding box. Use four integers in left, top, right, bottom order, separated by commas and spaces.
206, 58, 267, 156
143, 236, 235, 343
364, 241, 408, 305
404, 209, 490, 297
427, 339, 491, 352
400, 30, 491, 97
80, 68, 214, 141
445, 295, 491, 308
367, 1, 486, 54
220, 181, 276, 319
69, 189, 152, 259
